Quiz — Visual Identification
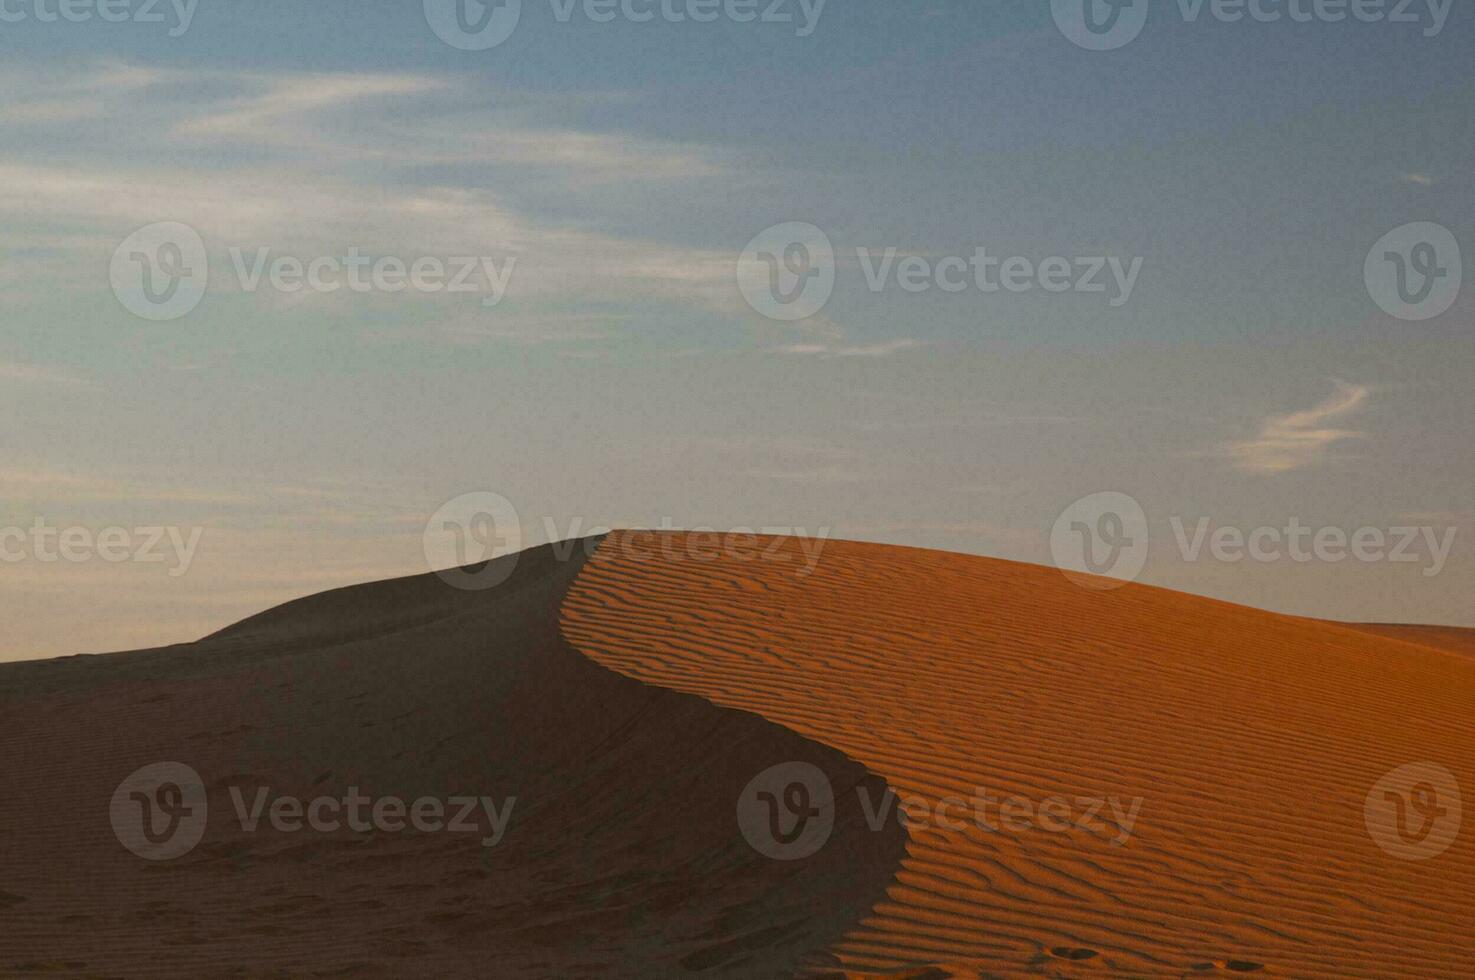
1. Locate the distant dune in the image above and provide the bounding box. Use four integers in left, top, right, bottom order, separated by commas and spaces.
1343, 623, 1475, 659
1, 533, 1471, 977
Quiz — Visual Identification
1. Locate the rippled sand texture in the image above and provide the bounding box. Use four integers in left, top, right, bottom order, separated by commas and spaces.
561, 531, 1475, 978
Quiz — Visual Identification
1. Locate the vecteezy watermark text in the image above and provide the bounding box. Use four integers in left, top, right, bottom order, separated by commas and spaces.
738, 223, 1144, 321
1051, 491, 1460, 587
423, 491, 834, 591
594, 522, 831, 577
423, 0, 827, 51
228, 248, 515, 308
855, 786, 1144, 846
110, 762, 516, 860
0, 0, 198, 36
110, 222, 517, 321
856, 248, 1143, 307
547, 0, 824, 32
1170, 517, 1458, 577
737, 762, 1144, 860
229, 786, 515, 849
1052, 0, 1453, 52
0, 519, 203, 576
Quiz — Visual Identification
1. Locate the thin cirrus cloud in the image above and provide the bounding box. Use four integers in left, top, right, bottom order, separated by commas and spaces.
763, 313, 924, 359
162, 69, 731, 179
170, 72, 444, 139
4, 60, 728, 181
1221, 381, 1371, 475
772, 339, 926, 358
0, 61, 747, 335
0, 60, 166, 123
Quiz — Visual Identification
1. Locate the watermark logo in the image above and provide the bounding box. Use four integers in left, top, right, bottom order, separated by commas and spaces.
110, 762, 208, 861
1051, 492, 1151, 590
424, 0, 523, 50
110, 222, 209, 322
737, 762, 834, 860
1365, 222, 1462, 321
423, 491, 522, 590
1364, 762, 1462, 860
1052, 0, 1149, 51
738, 222, 835, 322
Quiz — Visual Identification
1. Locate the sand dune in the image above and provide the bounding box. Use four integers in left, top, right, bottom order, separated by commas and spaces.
561, 532, 1475, 978
2, 533, 1470, 977
0, 544, 903, 977
1344, 623, 1475, 659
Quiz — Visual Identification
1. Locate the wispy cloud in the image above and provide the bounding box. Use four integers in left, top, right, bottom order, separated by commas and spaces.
0, 160, 738, 313
162, 69, 729, 179
171, 72, 443, 140
772, 339, 925, 359
1221, 381, 1371, 474
0, 60, 166, 123
1399, 173, 1436, 187
762, 311, 925, 359
0, 61, 744, 323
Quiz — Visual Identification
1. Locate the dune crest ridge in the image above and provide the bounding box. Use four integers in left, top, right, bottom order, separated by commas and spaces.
559, 531, 1475, 978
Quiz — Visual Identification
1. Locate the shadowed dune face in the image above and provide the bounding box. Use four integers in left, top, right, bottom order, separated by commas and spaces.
0, 543, 906, 978
561, 532, 1475, 978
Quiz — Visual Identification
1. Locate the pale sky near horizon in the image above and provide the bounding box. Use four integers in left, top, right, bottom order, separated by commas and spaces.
2, 1, 1472, 661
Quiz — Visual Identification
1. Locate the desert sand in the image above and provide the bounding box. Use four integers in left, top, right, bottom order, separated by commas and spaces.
0, 544, 902, 977
2, 532, 1471, 977
562, 532, 1474, 977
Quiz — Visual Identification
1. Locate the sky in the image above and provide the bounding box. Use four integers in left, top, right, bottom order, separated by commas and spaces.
2, 0, 1472, 661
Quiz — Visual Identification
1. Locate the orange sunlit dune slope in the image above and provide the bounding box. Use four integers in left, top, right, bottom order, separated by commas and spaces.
561, 531, 1475, 978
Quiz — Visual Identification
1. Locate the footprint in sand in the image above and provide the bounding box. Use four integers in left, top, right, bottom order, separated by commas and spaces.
1050, 946, 1100, 961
